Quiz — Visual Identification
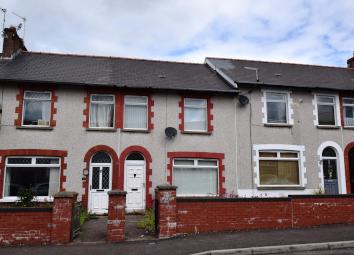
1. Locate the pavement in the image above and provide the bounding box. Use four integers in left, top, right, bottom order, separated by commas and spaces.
1, 224, 354, 255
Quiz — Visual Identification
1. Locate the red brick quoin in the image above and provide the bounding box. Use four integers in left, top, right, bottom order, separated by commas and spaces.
178, 95, 213, 133
82, 145, 119, 209
166, 152, 225, 196
119, 145, 153, 208
344, 142, 354, 193
0, 149, 68, 198
15, 84, 58, 127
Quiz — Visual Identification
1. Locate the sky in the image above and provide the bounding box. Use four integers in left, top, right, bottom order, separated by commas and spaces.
1, 0, 354, 67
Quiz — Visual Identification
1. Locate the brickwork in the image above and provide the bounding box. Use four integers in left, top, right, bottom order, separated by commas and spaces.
0, 191, 77, 246
107, 190, 126, 242
155, 185, 177, 238
156, 190, 354, 238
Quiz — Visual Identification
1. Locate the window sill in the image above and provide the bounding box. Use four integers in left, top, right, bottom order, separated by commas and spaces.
182, 131, 212, 135
257, 186, 306, 190
16, 126, 53, 131
316, 125, 340, 129
0, 196, 54, 202
264, 123, 293, 128
86, 128, 117, 132
122, 128, 150, 133
343, 126, 354, 130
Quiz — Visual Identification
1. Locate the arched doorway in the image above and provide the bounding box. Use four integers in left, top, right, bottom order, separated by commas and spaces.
89, 151, 112, 214
321, 147, 339, 194
124, 152, 146, 211
348, 148, 354, 193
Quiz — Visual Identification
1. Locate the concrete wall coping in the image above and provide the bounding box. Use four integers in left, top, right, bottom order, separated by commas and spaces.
108, 190, 127, 196
156, 184, 178, 190
53, 191, 78, 198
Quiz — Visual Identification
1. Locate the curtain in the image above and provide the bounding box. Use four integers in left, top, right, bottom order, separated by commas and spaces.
173, 167, 217, 196
4, 168, 11, 196
124, 105, 147, 129
90, 104, 114, 127
48, 167, 60, 196
184, 107, 207, 131
259, 160, 299, 185
23, 100, 51, 125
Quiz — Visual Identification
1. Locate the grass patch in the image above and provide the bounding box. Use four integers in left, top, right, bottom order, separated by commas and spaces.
137, 209, 155, 233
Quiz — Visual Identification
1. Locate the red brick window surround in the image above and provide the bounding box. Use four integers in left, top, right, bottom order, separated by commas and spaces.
83, 90, 154, 131
15, 85, 58, 128
118, 93, 154, 131
167, 152, 225, 196
178, 95, 213, 134
83, 90, 120, 129
0, 149, 68, 199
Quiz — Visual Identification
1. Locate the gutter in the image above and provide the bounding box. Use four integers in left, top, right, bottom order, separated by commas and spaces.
205, 58, 238, 89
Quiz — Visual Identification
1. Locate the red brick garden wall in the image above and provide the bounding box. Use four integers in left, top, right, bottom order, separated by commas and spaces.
0, 209, 53, 246
155, 186, 354, 238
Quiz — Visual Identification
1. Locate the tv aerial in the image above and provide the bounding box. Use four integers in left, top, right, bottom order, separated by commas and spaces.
0, 8, 6, 37
11, 11, 26, 39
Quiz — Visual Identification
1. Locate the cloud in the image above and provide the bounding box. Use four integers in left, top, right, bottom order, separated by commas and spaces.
1, 0, 354, 66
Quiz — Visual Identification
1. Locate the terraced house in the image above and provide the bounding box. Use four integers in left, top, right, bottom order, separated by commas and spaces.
0, 27, 354, 214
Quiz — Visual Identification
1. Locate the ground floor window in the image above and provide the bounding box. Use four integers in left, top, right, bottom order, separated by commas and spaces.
172, 158, 218, 196
4, 156, 60, 197
258, 151, 300, 186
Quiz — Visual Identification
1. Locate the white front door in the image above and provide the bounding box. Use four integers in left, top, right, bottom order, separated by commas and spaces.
125, 160, 145, 211
89, 165, 111, 214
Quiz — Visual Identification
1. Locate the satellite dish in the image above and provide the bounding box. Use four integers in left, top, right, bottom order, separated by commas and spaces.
239, 95, 249, 106
165, 127, 177, 138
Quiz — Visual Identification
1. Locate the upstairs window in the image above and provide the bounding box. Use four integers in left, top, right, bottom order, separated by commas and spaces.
316, 95, 337, 126
89, 94, 115, 128
22, 91, 51, 126
343, 98, 354, 127
184, 98, 208, 132
265, 92, 288, 124
124, 96, 148, 130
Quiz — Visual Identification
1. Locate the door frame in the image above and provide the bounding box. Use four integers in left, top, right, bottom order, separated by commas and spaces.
88, 161, 113, 214
124, 158, 146, 212
344, 142, 354, 193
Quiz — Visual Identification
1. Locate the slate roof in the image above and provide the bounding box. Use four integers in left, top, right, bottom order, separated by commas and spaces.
0, 52, 237, 93
206, 57, 354, 91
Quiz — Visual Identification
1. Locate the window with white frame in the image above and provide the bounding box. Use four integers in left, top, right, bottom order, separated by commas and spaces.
184, 98, 208, 132
316, 95, 337, 126
124, 95, 148, 129
22, 91, 52, 126
258, 151, 300, 186
172, 158, 218, 196
3, 157, 60, 197
265, 92, 288, 124
343, 98, 354, 126
89, 94, 115, 128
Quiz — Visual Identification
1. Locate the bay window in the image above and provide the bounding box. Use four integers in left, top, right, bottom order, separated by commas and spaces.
343, 98, 354, 126
89, 94, 115, 128
184, 98, 207, 132
258, 151, 300, 186
22, 91, 51, 126
4, 156, 60, 197
124, 95, 148, 130
173, 158, 218, 196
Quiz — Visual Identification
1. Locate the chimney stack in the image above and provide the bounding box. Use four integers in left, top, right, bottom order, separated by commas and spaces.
2, 26, 27, 58
347, 51, 354, 68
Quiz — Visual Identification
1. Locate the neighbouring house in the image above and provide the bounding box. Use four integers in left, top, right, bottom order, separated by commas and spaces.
206, 56, 354, 196
0, 27, 354, 215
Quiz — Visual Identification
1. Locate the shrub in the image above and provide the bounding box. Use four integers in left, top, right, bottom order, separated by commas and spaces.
137, 209, 155, 233
15, 188, 37, 207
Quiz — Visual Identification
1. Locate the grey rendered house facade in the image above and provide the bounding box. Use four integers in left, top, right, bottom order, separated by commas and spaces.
207, 57, 354, 197
0, 27, 354, 214
0, 28, 238, 214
